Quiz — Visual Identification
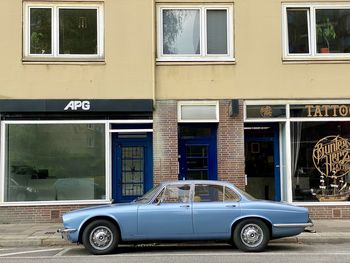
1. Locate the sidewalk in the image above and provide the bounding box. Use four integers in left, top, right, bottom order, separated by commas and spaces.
0, 220, 349, 247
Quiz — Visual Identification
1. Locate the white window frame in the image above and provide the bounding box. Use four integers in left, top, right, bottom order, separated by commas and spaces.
244, 99, 350, 206
157, 4, 234, 62
23, 2, 104, 60
0, 119, 153, 206
282, 3, 350, 61
178, 101, 219, 123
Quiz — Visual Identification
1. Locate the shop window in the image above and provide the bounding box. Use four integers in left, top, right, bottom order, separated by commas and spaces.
157, 4, 234, 61
283, 3, 350, 60
291, 121, 350, 202
23, 2, 104, 60
4, 123, 106, 202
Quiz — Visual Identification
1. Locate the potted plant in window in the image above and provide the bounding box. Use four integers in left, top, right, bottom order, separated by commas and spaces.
316, 17, 336, 53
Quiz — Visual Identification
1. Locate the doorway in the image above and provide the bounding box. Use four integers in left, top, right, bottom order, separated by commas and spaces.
178, 125, 217, 181
244, 124, 280, 201
112, 133, 153, 203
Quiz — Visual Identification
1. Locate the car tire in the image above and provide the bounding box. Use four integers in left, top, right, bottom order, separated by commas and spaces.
233, 218, 270, 252
82, 219, 119, 255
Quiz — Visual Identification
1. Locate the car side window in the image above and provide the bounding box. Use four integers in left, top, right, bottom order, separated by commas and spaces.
194, 184, 240, 202
194, 184, 224, 202
158, 184, 191, 203
224, 186, 240, 202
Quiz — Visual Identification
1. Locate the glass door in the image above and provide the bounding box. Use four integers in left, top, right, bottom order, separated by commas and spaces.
178, 125, 217, 180
112, 133, 152, 203
244, 124, 281, 201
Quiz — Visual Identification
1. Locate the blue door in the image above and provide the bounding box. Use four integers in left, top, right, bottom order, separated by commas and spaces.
112, 133, 152, 203
244, 124, 281, 201
178, 125, 217, 180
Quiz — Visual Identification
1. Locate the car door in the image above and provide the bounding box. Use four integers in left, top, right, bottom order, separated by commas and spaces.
192, 184, 241, 238
137, 183, 193, 239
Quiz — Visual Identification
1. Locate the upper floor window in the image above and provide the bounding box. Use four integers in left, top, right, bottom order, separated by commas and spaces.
157, 5, 234, 62
283, 3, 350, 60
23, 2, 104, 61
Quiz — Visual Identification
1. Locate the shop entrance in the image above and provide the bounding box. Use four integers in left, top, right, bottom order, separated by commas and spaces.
178, 125, 217, 181
244, 124, 280, 201
112, 133, 153, 203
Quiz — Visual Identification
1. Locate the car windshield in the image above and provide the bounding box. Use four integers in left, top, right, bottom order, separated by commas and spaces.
133, 184, 162, 204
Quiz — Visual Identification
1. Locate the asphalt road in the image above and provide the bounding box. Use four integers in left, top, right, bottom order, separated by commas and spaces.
0, 243, 349, 263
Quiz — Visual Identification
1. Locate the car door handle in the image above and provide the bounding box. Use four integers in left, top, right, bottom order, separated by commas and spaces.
180, 204, 190, 208
225, 204, 237, 208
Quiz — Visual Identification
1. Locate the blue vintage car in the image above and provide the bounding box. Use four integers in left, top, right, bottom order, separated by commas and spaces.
59, 180, 313, 254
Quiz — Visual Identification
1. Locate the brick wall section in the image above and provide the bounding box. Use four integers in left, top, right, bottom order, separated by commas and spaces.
307, 205, 350, 219
217, 100, 245, 190
0, 205, 91, 223
153, 100, 179, 183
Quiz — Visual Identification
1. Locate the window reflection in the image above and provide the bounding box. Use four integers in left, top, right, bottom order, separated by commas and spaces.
291, 122, 350, 202
287, 9, 309, 54
5, 124, 106, 202
316, 9, 350, 53
59, 9, 98, 54
162, 9, 200, 55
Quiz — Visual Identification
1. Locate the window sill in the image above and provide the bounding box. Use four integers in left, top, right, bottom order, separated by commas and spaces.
283, 57, 350, 64
22, 57, 106, 65
156, 60, 236, 66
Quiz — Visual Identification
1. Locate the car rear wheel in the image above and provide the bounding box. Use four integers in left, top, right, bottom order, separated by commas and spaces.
233, 219, 270, 252
82, 219, 119, 255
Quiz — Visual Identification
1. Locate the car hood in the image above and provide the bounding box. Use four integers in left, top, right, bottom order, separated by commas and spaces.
62, 202, 137, 222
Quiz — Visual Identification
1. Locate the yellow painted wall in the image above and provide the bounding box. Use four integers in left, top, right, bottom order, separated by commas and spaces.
156, 0, 350, 100
0, 0, 154, 99
2, 0, 350, 100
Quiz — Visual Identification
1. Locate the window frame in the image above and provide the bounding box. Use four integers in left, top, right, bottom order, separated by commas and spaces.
157, 4, 234, 62
178, 101, 220, 123
23, 2, 104, 61
283, 3, 350, 61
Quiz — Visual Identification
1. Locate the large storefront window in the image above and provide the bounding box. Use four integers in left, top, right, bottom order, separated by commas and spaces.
4, 123, 106, 202
291, 121, 350, 202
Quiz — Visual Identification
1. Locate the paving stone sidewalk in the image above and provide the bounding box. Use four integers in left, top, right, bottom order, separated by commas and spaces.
0, 220, 349, 247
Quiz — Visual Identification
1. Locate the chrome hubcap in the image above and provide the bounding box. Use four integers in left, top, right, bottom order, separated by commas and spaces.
89, 226, 114, 250
240, 223, 263, 248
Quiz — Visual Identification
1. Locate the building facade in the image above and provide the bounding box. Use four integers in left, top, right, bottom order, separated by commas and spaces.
0, 0, 350, 223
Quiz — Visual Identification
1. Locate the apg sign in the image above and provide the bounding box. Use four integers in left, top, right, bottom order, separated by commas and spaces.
64, 100, 90, 111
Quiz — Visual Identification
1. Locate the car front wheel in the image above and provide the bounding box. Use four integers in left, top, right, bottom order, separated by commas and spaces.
233, 219, 270, 252
82, 219, 119, 255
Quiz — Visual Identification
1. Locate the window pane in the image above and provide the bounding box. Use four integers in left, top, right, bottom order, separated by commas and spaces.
224, 187, 240, 202
181, 105, 217, 121
163, 9, 200, 54
207, 10, 227, 54
316, 9, 350, 53
194, 184, 224, 202
287, 9, 309, 54
291, 121, 350, 202
30, 8, 52, 54
4, 124, 105, 202
246, 105, 286, 118
59, 9, 98, 55
161, 184, 191, 203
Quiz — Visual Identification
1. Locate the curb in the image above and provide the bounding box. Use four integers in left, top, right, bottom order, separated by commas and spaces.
1, 234, 350, 248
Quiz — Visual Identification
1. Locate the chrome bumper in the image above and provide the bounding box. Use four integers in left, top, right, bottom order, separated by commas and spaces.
273, 222, 314, 228
57, 228, 77, 241
273, 218, 314, 229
